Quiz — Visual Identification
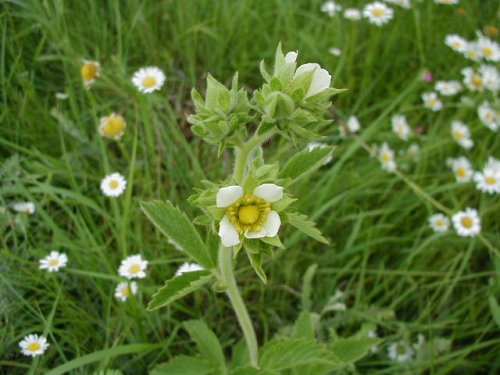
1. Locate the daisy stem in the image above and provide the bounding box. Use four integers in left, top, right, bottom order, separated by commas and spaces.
218, 245, 259, 367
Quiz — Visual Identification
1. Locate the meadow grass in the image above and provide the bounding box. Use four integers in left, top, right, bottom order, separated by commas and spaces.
1, 0, 499, 373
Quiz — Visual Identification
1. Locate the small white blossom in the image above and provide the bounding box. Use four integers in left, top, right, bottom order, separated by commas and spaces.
428, 213, 450, 232
118, 254, 148, 279
100, 173, 127, 197
451, 121, 473, 149
452, 208, 481, 237
131, 67, 166, 94
477, 101, 498, 131
391, 114, 411, 141
363, 2, 394, 26
435, 80, 462, 96
422, 92, 442, 111
294, 63, 332, 99
321, 1, 342, 17
450, 157, 473, 183
114, 281, 138, 302
39, 251, 68, 272
11, 201, 35, 214
474, 158, 500, 194
19, 334, 49, 357
378, 143, 397, 172
388, 340, 414, 362
445, 34, 468, 53
343, 8, 362, 20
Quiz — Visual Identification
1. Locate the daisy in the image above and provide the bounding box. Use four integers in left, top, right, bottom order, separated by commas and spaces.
452, 208, 481, 237
391, 115, 411, 141
435, 80, 462, 96
480, 65, 500, 93
131, 67, 166, 94
477, 36, 500, 62
378, 143, 397, 172
114, 281, 138, 302
477, 101, 498, 131
19, 334, 49, 357
175, 262, 204, 276
80, 60, 100, 88
451, 121, 473, 149
320, 1, 342, 17
422, 92, 442, 111
118, 254, 148, 279
461, 67, 484, 92
217, 184, 283, 247
474, 158, 500, 194
100, 173, 127, 197
98, 113, 126, 140
363, 2, 394, 26
39, 251, 68, 272
343, 8, 362, 20
445, 34, 468, 53
449, 157, 473, 183
388, 340, 414, 362
11, 201, 35, 215
429, 213, 450, 232
463, 42, 482, 62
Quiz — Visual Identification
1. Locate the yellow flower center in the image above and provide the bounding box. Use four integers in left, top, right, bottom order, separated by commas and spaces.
49, 259, 59, 266
461, 217, 473, 228
485, 113, 493, 121
456, 167, 466, 177
81, 63, 98, 81
381, 152, 392, 162
471, 74, 483, 88
122, 286, 130, 297
28, 342, 41, 351
128, 264, 141, 274
452, 41, 461, 48
485, 26, 498, 38
467, 50, 478, 59
109, 180, 119, 189
485, 176, 496, 184
101, 115, 126, 138
453, 130, 463, 139
428, 99, 437, 107
435, 219, 445, 227
142, 76, 157, 88
372, 8, 384, 17
227, 194, 271, 234
483, 47, 493, 57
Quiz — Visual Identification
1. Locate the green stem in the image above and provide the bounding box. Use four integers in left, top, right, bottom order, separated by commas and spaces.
218, 246, 259, 367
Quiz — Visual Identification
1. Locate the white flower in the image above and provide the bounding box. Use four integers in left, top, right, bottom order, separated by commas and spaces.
477, 101, 499, 131
378, 143, 397, 172
477, 36, 500, 62
367, 330, 379, 353
321, 1, 342, 17
429, 213, 450, 232
435, 0, 459, 4
407, 143, 420, 160
435, 80, 462, 96
451, 121, 473, 149
422, 91, 442, 111
39, 251, 68, 272
81, 60, 100, 88
391, 114, 411, 141
131, 67, 166, 94
175, 262, 204, 276
55, 92, 69, 100
118, 254, 148, 279
328, 47, 342, 56
343, 8, 361, 20
463, 42, 482, 62
385, 0, 411, 8
114, 281, 138, 302
217, 184, 283, 247
452, 208, 481, 237
307, 142, 333, 164
450, 157, 473, 183
388, 340, 414, 362
474, 158, 500, 194
294, 63, 332, 99
99, 113, 126, 140
461, 67, 484, 92
100, 173, 127, 197
11, 201, 35, 214
19, 334, 49, 357
347, 116, 361, 133
445, 34, 468, 53
363, 2, 394, 27
480, 65, 500, 93
284, 51, 298, 64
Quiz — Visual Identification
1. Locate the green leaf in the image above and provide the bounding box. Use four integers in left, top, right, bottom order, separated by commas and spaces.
286, 212, 329, 245
330, 337, 380, 364
489, 296, 500, 328
279, 146, 334, 184
151, 356, 215, 375
141, 200, 214, 268
301, 264, 317, 311
260, 236, 284, 249
245, 248, 267, 285
147, 271, 213, 311
184, 320, 225, 366
292, 311, 316, 340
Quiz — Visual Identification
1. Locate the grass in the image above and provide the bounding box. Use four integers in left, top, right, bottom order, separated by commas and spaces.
1, 0, 499, 373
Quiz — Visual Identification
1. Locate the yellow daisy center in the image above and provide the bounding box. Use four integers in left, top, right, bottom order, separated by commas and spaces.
483, 47, 493, 57
456, 167, 466, 177
428, 99, 437, 107
452, 41, 461, 48
485, 113, 493, 121
453, 130, 463, 139
485, 176, 496, 184
471, 74, 483, 88
128, 264, 141, 274
122, 286, 130, 297
467, 50, 478, 59
28, 342, 41, 351
49, 259, 59, 266
142, 76, 157, 88
461, 217, 473, 228
109, 180, 119, 189
101, 115, 126, 138
381, 152, 392, 162
372, 8, 384, 17
435, 219, 445, 227
227, 194, 271, 234
81, 63, 98, 81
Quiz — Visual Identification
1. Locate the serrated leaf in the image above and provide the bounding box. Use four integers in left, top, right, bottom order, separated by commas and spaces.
292, 311, 316, 340
279, 146, 334, 184
286, 212, 329, 245
260, 236, 284, 249
246, 248, 267, 285
151, 356, 215, 375
184, 320, 225, 366
141, 201, 214, 268
329, 337, 380, 364
147, 271, 213, 311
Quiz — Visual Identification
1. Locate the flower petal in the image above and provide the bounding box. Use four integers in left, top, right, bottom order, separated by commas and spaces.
262, 211, 281, 237
285, 51, 298, 64
253, 184, 284, 202
295, 63, 319, 77
218, 216, 240, 247
306, 67, 331, 98
244, 227, 267, 239
216, 185, 243, 207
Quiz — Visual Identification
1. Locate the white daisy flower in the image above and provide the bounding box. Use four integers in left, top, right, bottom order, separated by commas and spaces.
452, 208, 481, 237
175, 262, 204, 276
11, 201, 35, 215
19, 334, 49, 357
307, 142, 333, 164
347, 116, 361, 133
429, 213, 450, 232
114, 281, 138, 302
407, 143, 420, 160
477, 101, 499, 131
294, 63, 332, 99
388, 340, 414, 362
463, 42, 482, 62
39, 251, 68, 272
99, 113, 126, 140
450, 157, 473, 183
363, 2, 394, 27
100, 173, 127, 197
118, 254, 148, 279
435, 80, 462, 96
385, 0, 411, 9
378, 143, 397, 172
343, 8, 362, 20
131, 66, 166, 94
217, 184, 284, 247
477, 36, 500, 62
320, 1, 342, 17
445, 34, 468, 53
422, 91, 442, 111
480, 65, 500, 93
461, 67, 484, 92
328, 47, 342, 56
435, 0, 459, 4
474, 158, 500, 194
451, 121, 473, 149
81, 60, 100, 88
391, 114, 411, 141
